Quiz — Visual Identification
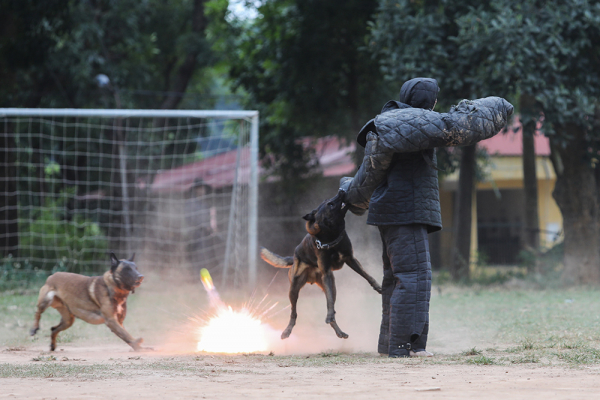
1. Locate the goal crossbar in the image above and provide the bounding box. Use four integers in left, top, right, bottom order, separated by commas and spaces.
0, 108, 258, 119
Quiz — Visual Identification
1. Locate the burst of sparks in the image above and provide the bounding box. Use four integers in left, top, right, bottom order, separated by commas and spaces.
194, 269, 286, 354
196, 305, 269, 353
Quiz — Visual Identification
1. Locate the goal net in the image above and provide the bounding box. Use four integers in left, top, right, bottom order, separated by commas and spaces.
0, 108, 259, 289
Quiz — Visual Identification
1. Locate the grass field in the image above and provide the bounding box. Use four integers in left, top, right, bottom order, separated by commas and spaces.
3, 271, 600, 398
2, 271, 600, 370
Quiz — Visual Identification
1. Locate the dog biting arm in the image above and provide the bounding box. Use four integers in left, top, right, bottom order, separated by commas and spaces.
340, 97, 513, 215
340, 131, 394, 215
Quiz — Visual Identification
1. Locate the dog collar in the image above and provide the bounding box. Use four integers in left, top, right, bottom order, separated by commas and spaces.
315, 230, 346, 250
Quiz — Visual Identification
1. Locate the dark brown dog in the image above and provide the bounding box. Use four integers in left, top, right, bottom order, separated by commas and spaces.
30, 253, 147, 351
261, 190, 381, 339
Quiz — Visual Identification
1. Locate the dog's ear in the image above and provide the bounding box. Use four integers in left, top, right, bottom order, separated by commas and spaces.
302, 212, 315, 222
305, 220, 320, 235
110, 252, 119, 272
129, 253, 135, 262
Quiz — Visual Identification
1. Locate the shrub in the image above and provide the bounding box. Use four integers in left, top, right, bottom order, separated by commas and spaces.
18, 190, 108, 274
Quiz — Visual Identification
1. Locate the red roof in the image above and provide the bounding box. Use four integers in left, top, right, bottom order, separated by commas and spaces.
479, 116, 550, 156
146, 115, 549, 192
149, 147, 253, 193
147, 137, 357, 193
307, 136, 356, 177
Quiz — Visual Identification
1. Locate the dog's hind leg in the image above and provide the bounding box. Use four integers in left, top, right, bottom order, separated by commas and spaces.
30, 285, 55, 336
317, 272, 348, 339
49, 300, 75, 351
281, 271, 308, 340
345, 257, 382, 294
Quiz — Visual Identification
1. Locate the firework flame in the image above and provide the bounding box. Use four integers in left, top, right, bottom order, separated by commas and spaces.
200, 268, 224, 308
196, 269, 278, 354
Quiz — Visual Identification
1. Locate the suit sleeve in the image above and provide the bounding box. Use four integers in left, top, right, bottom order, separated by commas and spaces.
438, 97, 514, 148
340, 132, 395, 215
375, 96, 514, 153
340, 97, 513, 215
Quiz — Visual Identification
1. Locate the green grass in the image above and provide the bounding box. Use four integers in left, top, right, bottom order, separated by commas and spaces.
461, 347, 482, 356
4, 276, 600, 379
466, 355, 495, 365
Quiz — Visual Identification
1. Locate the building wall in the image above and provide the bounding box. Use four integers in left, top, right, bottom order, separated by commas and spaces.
258, 155, 563, 275
438, 155, 563, 267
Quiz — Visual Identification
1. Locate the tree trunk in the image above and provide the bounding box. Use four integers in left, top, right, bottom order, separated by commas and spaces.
550, 128, 600, 285
159, 0, 207, 110
521, 116, 540, 250
0, 127, 18, 258
346, 56, 364, 169
450, 144, 476, 281
520, 94, 540, 250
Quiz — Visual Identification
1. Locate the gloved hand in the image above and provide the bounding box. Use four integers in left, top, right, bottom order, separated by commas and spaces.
338, 177, 366, 216
339, 177, 353, 193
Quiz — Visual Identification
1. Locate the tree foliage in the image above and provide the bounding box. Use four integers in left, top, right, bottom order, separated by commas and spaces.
225, 0, 387, 184
0, 0, 216, 109
370, 0, 500, 279
0, 0, 223, 261
457, 0, 600, 284
456, 0, 600, 136
371, 0, 600, 283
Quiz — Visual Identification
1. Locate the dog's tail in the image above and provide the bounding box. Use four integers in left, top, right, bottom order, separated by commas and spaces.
260, 247, 293, 268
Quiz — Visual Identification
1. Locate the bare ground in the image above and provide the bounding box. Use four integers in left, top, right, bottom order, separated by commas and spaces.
2, 344, 600, 399
3, 267, 600, 399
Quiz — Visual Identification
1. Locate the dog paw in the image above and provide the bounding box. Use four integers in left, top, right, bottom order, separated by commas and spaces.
337, 331, 349, 339
29, 327, 39, 336
130, 338, 145, 351
374, 285, 382, 294
134, 346, 154, 352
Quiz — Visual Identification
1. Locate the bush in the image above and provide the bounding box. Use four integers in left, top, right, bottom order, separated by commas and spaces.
17, 190, 108, 274
0, 254, 61, 291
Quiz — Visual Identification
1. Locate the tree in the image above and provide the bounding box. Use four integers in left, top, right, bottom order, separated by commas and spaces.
0, 0, 219, 259
521, 95, 541, 250
0, 0, 71, 257
451, 145, 476, 279
225, 0, 387, 188
369, 0, 499, 280
455, 0, 600, 284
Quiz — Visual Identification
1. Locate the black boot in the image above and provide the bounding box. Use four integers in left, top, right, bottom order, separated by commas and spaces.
388, 342, 411, 358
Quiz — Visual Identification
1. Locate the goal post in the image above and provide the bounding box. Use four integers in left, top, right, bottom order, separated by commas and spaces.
0, 108, 259, 289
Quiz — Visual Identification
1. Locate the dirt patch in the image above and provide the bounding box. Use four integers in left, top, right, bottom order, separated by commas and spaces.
2, 345, 600, 399
5, 271, 600, 399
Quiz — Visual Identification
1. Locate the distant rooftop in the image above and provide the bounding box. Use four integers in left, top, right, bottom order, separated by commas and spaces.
145, 115, 549, 193
479, 116, 550, 156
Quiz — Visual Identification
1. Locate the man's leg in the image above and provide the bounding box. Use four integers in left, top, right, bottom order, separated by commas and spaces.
377, 228, 394, 354
410, 226, 431, 353
381, 224, 432, 357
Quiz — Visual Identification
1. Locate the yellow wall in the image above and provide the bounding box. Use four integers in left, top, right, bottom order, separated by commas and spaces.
439, 155, 563, 265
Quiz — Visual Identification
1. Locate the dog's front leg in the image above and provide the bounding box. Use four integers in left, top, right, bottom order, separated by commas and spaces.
320, 271, 348, 339
345, 257, 382, 294
282, 271, 307, 339
103, 317, 147, 351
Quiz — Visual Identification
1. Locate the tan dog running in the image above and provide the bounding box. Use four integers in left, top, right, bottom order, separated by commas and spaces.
30, 252, 146, 351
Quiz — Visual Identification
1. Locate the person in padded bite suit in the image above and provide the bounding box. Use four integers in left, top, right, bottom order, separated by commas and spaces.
340, 77, 513, 358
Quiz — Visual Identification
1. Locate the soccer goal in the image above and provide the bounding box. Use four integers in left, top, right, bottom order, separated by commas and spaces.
0, 108, 259, 289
